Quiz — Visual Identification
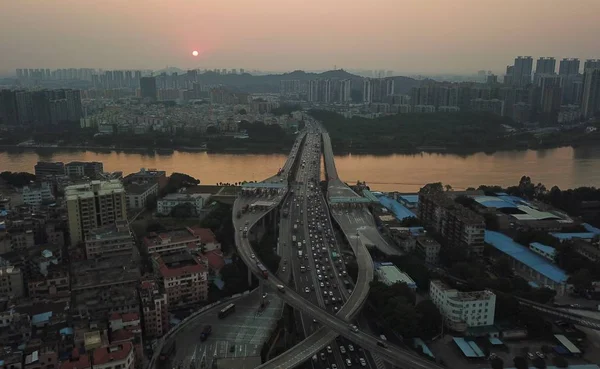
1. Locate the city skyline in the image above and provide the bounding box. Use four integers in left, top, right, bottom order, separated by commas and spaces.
2, 0, 600, 76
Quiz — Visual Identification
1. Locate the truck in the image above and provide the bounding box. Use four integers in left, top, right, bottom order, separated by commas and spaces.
256, 262, 269, 279
200, 325, 212, 341
298, 250, 303, 259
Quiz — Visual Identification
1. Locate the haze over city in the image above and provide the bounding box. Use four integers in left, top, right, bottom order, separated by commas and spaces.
2, 0, 600, 75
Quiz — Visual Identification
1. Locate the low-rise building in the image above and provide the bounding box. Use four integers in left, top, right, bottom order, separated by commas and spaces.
0, 309, 31, 346
59, 349, 91, 369
34, 162, 65, 178
416, 236, 441, 264
430, 280, 496, 332
24, 346, 58, 369
143, 227, 202, 255
85, 220, 135, 259
123, 168, 167, 189
0, 261, 25, 298
92, 342, 135, 369
153, 252, 208, 307
138, 280, 168, 338
22, 183, 55, 209
27, 252, 70, 301
375, 262, 417, 290
65, 161, 104, 179
125, 181, 158, 210
157, 193, 204, 216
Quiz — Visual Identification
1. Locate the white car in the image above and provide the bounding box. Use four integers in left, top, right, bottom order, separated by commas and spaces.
250, 254, 255, 259
305, 287, 310, 293
359, 358, 366, 367
348, 344, 354, 352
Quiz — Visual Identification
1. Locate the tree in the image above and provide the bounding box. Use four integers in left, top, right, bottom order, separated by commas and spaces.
513, 356, 528, 369
170, 202, 197, 218
490, 357, 504, 369
532, 357, 547, 369
569, 268, 593, 291
145, 194, 157, 211
415, 300, 442, 339
0, 171, 36, 187
346, 260, 358, 283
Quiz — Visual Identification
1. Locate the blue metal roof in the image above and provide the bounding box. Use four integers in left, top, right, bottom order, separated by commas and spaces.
485, 231, 568, 283
551, 232, 596, 241
583, 223, 600, 235
398, 195, 419, 204
489, 337, 503, 345
31, 311, 53, 325
413, 338, 435, 358
529, 242, 556, 257
452, 337, 484, 358
479, 200, 517, 209
378, 196, 416, 220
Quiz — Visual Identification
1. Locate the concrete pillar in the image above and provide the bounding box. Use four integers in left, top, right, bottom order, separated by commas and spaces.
248, 265, 253, 287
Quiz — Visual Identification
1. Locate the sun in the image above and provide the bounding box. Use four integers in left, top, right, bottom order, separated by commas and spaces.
192, 50, 199, 56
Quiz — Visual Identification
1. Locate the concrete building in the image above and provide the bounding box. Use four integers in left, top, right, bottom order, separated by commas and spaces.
157, 193, 204, 216
143, 227, 204, 255
125, 181, 158, 210
512, 56, 533, 86
430, 280, 496, 332
65, 161, 104, 179
534, 57, 556, 82
85, 220, 135, 259
22, 182, 55, 209
418, 188, 485, 256
34, 162, 65, 178
92, 342, 135, 369
416, 236, 441, 264
470, 98, 504, 116
138, 279, 168, 338
375, 262, 417, 290
123, 168, 167, 189
559, 58, 581, 104
538, 74, 563, 114
0, 261, 25, 298
582, 68, 600, 119
338, 79, 352, 102
140, 77, 157, 101
24, 347, 59, 369
66, 180, 127, 245
153, 252, 208, 306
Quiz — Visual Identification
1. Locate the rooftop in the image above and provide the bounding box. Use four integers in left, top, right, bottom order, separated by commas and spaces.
160, 192, 204, 201
144, 227, 198, 246
71, 256, 140, 291
124, 181, 157, 194
59, 349, 91, 369
155, 252, 205, 278
420, 191, 484, 224
92, 342, 133, 365
431, 279, 495, 301
65, 180, 124, 200
485, 231, 568, 283
376, 263, 416, 287
87, 220, 131, 241
377, 195, 416, 220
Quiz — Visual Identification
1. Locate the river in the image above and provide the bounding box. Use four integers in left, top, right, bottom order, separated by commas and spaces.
1, 146, 600, 192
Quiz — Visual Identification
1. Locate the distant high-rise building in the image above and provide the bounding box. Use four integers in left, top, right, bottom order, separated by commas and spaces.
486, 74, 498, 84
66, 180, 127, 245
584, 59, 600, 70
140, 77, 157, 101
0, 90, 19, 125
338, 79, 352, 103
362, 78, 372, 103
581, 68, 600, 119
537, 75, 563, 114
559, 58, 581, 104
308, 80, 319, 102
280, 80, 300, 96
513, 56, 533, 86
559, 58, 580, 76
535, 57, 556, 74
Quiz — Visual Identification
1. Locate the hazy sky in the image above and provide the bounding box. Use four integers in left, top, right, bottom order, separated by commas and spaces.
2, 0, 600, 75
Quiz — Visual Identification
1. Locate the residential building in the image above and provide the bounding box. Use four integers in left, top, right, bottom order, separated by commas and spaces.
512, 56, 533, 86
123, 168, 167, 189
34, 162, 65, 178
416, 236, 441, 264
584, 59, 600, 70
59, 349, 91, 369
0, 309, 31, 346
22, 182, 55, 209
470, 98, 504, 116
125, 181, 158, 210
24, 346, 58, 369
538, 74, 563, 113
430, 280, 496, 332
338, 79, 352, 102
153, 252, 208, 306
157, 193, 204, 216
65, 161, 104, 179
559, 58, 581, 104
92, 342, 135, 369
534, 57, 556, 83
85, 220, 135, 259
375, 262, 417, 291
582, 68, 600, 119
138, 280, 168, 338
279, 80, 300, 95
140, 77, 157, 101
66, 180, 127, 245
143, 227, 202, 255
418, 187, 485, 255
0, 261, 25, 298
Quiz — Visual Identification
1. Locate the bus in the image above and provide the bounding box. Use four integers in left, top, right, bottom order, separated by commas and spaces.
218, 303, 236, 319
256, 262, 269, 279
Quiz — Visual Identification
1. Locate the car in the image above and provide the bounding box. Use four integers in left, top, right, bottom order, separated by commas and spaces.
376, 341, 387, 348
329, 291, 334, 297
326, 346, 332, 354
304, 287, 310, 293
339, 346, 346, 354
334, 306, 339, 312
332, 297, 336, 303
320, 282, 325, 288
348, 344, 354, 352
332, 365, 338, 369
313, 318, 318, 324
345, 358, 352, 367
320, 352, 326, 361
323, 290, 328, 296
536, 351, 545, 359
324, 299, 329, 305
250, 253, 255, 259
282, 266, 286, 272
359, 358, 366, 367
527, 352, 535, 360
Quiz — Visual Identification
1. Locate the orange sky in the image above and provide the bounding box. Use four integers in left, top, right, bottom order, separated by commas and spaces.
1, 0, 599, 75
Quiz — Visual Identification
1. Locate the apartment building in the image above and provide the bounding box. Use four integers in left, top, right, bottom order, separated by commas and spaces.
430, 280, 496, 332
34, 161, 65, 178
65, 161, 104, 179
416, 236, 441, 264
418, 188, 485, 255
0, 262, 25, 298
138, 280, 168, 338
85, 220, 134, 259
153, 252, 208, 306
66, 180, 127, 245
22, 182, 55, 209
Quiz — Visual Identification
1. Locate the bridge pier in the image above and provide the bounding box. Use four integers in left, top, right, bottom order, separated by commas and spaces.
248, 265, 253, 287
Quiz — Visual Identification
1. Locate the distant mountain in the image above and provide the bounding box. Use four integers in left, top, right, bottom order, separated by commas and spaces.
193, 69, 420, 94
